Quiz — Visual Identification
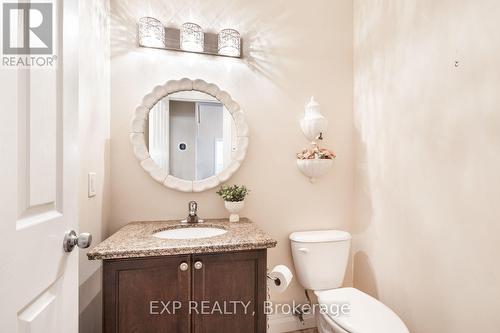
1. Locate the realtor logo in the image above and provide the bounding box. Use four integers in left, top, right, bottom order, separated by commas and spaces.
2, 2, 53, 55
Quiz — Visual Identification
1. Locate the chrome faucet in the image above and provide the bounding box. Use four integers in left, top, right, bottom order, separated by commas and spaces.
186, 201, 200, 223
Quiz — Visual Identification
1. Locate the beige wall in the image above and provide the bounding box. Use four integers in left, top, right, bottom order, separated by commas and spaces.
353, 1, 500, 332
110, 0, 353, 304
78, 0, 110, 332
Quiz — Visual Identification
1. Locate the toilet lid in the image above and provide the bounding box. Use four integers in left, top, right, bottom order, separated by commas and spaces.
315, 288, 409, 333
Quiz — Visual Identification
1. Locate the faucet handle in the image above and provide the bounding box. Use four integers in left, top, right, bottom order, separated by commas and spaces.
188, 201, 197, 215
185, 201, 200, 223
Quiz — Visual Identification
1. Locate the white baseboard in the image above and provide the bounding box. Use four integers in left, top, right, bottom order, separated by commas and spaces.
268, 312, 316, 332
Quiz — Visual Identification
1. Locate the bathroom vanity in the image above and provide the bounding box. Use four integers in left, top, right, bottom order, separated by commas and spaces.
88, 218, 277, 333
87, 78, 277, 332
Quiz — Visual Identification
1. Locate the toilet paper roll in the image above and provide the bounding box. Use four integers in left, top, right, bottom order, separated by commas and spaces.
268, 265, 293, 293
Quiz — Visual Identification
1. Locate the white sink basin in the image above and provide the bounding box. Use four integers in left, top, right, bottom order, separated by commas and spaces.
153, 227, 227, 240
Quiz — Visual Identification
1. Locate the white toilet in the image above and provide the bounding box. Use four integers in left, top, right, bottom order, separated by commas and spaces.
290, 230, 409, 333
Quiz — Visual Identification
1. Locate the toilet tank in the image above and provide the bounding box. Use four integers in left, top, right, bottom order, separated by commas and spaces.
290, 230, 351, 291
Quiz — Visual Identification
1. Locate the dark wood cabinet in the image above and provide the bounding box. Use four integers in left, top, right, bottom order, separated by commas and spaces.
103, 255, 191, 333
192, 250, 267, 333
103, 250, 267, 333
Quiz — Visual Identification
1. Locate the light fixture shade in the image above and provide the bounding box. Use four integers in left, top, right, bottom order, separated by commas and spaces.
180, 22, 204, 52
218, 28, 241, 57
138, 17, 165, 48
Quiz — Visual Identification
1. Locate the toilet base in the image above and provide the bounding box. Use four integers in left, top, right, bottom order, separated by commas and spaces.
316, 312, 348, 333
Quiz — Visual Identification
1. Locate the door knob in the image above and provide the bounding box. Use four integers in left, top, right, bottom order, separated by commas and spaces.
63, 230, 92, 253
194, 261, 203, 270
179, 262, 189, 271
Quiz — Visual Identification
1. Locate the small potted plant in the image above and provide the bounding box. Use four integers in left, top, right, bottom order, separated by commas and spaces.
216, 185, 250, 222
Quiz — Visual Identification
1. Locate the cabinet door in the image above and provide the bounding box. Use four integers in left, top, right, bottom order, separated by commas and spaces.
103, 255, 191, 333
192, 250, 267, 333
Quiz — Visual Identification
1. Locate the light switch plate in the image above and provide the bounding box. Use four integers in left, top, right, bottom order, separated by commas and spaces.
88, 172, 96, 198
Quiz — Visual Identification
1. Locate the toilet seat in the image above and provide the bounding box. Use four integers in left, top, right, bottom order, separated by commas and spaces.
314, 288, 409, 333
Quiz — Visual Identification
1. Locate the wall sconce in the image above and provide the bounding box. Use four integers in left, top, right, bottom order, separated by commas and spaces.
300, 97, 328, 141
137, 17, 242, 58
296, 97, 335, 182
218, 29, 241, 57
138, 17, 166, 48
180, 22, 204, 52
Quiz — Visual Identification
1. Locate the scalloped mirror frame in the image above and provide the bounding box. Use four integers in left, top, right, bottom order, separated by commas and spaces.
130, 78, 249, 192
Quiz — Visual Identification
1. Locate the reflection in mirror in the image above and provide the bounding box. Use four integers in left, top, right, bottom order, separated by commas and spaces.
147, 91, 237, 181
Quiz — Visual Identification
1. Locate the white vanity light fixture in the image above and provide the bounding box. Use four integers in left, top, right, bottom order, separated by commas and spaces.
218, 28, 241, 57
137, 18, 242, 58
180, 22, 204, 52
138, 17, 166, 48
300, 96, 328, 141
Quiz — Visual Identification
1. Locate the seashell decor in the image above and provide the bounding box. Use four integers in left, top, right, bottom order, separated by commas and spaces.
296, 143, 335, 182
296, 97, 335, 182
297, 145, 336, 160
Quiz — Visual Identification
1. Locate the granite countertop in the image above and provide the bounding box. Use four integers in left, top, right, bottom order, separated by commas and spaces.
87, 218, 277, 260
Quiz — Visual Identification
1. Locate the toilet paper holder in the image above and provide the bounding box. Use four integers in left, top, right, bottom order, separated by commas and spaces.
266, 274, 281, 286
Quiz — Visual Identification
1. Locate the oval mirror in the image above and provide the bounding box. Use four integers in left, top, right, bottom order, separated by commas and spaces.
130, 79, 249, 192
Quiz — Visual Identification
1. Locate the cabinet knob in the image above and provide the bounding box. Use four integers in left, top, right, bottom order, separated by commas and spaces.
179, 262, 189, 271
194, 261, 203, 270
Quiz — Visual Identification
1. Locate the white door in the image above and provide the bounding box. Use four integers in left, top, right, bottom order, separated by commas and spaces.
0, 1, 80, 332
195, 102, 223, 180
